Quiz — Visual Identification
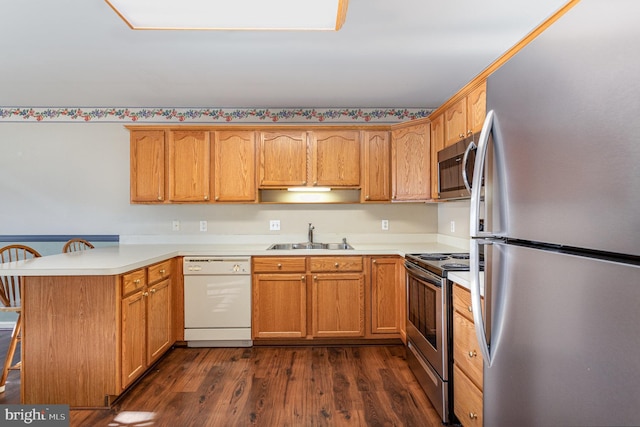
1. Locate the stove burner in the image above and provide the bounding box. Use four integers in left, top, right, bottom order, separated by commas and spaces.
450, 253, 470, 260
441, 263, 468, 269
418, 254, 449, 261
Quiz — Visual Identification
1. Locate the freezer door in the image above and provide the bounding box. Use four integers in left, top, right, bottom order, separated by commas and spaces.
483, 243, 640, 426
486, 0, 640, 256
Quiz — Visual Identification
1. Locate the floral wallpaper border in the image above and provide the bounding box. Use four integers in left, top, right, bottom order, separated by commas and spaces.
0, 107, 433, 123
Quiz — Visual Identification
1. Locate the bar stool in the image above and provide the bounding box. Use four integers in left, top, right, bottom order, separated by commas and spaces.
62, 238, 95, 253
0, 244, 41, 392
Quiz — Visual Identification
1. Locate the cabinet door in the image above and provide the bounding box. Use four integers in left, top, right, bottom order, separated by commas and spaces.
168, 130, 211, 202
130, 130, 165, 203
362, 131, 391, 202
252, 273, 307, 338
213, 130, 257, 202
121, 291, 146, 389
370, 257, 402, 335
310, 130, 361, 187
391, 122, 431, 201
429, 114, 444, 200
466, 81, 487, 135
259, 131, 308, 187
312, 273, 365, 337
444, 97, 467, 147
147, 278, 172, 364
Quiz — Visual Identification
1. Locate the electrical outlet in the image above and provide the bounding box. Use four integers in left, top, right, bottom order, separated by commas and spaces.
172, 220, 180, 231
450, 221, 456, 233
381, 219, 389, 230
200, 220, 208, 232
269, 220, 280, 231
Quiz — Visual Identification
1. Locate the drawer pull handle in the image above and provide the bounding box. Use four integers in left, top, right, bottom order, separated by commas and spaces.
468, 350, 477, 358
469, 412, 478, 420
159, 269, 166, 275
134, 279, 141, 285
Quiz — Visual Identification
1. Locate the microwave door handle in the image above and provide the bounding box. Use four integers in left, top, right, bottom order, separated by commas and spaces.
470, 110, 495, 239
462, 139, 477, 194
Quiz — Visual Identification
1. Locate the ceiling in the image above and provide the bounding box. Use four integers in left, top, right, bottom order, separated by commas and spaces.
0, 0, 569, 110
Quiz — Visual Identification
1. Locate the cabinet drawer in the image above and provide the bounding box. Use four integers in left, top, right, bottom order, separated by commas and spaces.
453, 283, 476, 322
309, 256, 363, 272
148, 259, 172, 283
453, 311, 483, 390
253, 257, 306, 273
122, 269, 146, 296
454, 364, 483, 427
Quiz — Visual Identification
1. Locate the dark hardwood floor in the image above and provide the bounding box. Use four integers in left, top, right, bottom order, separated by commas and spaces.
0, 331, 442, 426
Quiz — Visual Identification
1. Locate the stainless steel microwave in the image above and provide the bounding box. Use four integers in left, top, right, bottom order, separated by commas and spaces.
437, 133, 483, 200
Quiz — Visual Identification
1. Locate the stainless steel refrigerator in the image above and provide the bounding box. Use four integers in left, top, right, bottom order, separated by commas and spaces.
468, 1, 640, 426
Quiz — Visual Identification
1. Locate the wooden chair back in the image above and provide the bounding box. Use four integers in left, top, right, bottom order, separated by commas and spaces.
0, 245, 41, 309
62, 238, 95, 253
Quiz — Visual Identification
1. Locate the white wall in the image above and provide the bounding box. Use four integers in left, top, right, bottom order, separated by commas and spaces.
0, 123, 438, 238
437, 199, 471, 241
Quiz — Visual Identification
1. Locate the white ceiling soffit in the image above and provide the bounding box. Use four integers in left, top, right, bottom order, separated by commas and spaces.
105, 0, 349, 30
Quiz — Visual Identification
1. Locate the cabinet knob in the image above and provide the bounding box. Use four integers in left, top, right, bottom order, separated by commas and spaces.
365, 195, 370, 200
372, 259, 377, 264
469, 412, 478, 420
468, 350, 477, 358
143, 291, 149, 297
159, 269, 166, 275
134, 279, 141, 285
157, 196, 162, 201
334, 262, 339, 268
277, 263, 282, 269
467, 130, 473, 136
204, 195, 209, 200
215, 196, 219, 201
459, 133, 465, 139
313, 181, 318, 185
313, 275, 318, 280
301, 276, 306, 281
468, 305, 473, 312
150, 288, 157, 294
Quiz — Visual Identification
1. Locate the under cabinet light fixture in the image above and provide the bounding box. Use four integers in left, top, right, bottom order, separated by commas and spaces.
287, 187, 332, 192
105, 0, 349, 31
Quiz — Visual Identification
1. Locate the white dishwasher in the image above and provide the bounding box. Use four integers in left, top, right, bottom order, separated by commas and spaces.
183, 257, 252, 347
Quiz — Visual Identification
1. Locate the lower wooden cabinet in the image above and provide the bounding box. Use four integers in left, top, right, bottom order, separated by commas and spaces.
369, 256, 404, 338
453, 283, 484, 426
253, 256, 401, 341
121, 259, 174, 389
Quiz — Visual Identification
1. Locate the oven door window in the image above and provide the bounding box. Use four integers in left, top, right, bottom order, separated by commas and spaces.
408, 274, 438, 350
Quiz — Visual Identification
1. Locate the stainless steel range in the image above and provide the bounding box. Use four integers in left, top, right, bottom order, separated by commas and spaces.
404, 252, 481, 424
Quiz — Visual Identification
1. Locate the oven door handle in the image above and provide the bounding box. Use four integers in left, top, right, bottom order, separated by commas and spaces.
404, 262, 442, 287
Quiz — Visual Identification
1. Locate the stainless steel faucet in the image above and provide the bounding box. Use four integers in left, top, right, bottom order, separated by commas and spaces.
308, 223, 315, 243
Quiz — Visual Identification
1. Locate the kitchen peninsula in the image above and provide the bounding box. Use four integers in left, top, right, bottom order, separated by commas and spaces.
1, 236, 466, 408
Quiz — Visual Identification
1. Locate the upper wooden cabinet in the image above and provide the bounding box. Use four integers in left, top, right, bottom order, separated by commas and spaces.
258, 130, 308, 187
130, 130, 165, 203
361, 131, 391, 202
429, 114, 445, 200
213, 130, 257, 202
168, 130, 211, 202
310, 130, 361, 187
391, 121, 431, 201
444, 81, 487, 147
258, 129, 361, 189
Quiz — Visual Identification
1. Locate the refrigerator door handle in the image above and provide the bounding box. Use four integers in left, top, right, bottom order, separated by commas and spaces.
461, 138, 477, 194
470, 109, 495, 239
470, 238, 493, 366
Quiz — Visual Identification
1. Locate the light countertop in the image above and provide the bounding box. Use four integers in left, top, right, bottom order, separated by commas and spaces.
448, 271, 485, 296
0, 235, 469, 276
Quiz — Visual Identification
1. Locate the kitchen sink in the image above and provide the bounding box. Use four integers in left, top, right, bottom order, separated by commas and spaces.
267, 242, 354, 250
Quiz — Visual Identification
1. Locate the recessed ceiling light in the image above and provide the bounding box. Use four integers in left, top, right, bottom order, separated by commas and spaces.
105, 0, 349, 31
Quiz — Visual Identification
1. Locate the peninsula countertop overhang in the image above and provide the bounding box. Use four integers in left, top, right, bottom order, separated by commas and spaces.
0, 235, 469, 276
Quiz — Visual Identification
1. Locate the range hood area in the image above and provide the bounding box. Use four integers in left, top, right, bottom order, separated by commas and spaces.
259, 188, 361, 203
